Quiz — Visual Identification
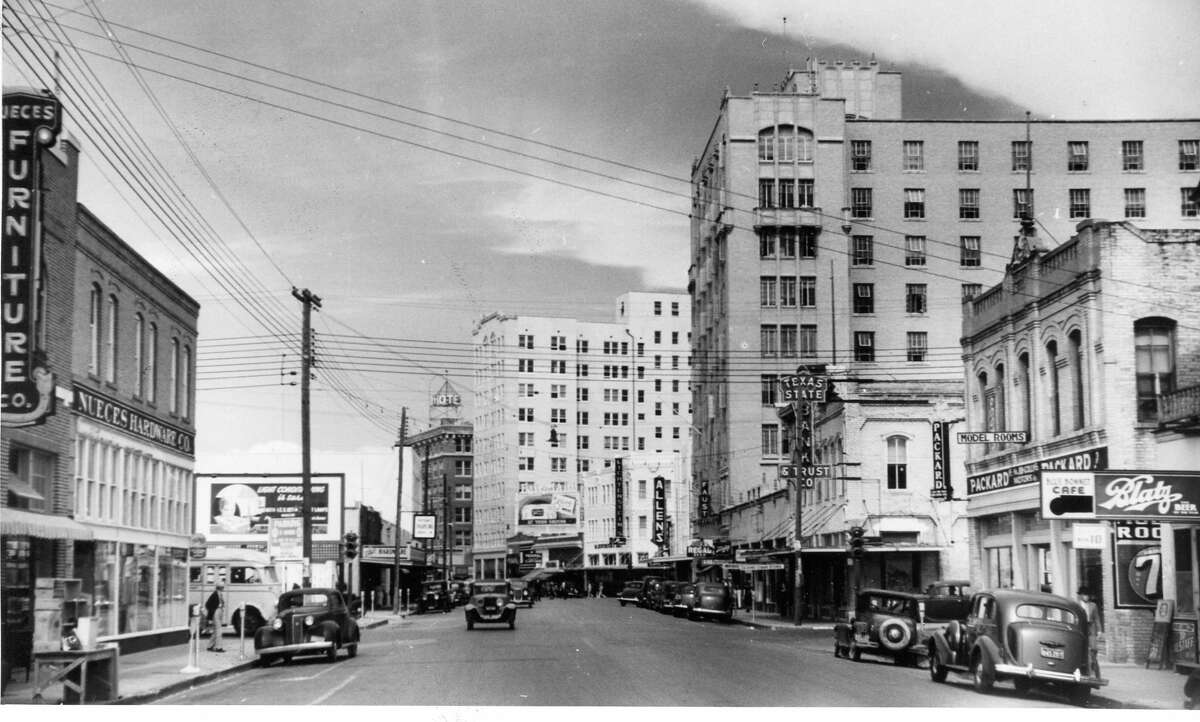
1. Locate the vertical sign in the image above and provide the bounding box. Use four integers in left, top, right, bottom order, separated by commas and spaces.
652, 476, 666, 546
782, 369, 828, 488
613, 457, 625, 538
2, 91, 62, 427
698, 479, 711, 518
930, 420, 952, 499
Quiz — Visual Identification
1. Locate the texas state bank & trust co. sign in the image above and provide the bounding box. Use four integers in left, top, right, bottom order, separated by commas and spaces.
966, 447, 1106, 496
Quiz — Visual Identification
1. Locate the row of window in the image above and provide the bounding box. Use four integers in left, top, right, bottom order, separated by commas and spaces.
849, 139, 1199, 173
88, 285, 193, 418
758, 276, 817, 307
851, 283, 928, 314
73, 434, 192, 532
758, 324, 818, 358
847, 187, 1199, 219
517, 359, 689, 375
757, 228, 819, 258
851, 235, 982, 267
757, 178, 815, 209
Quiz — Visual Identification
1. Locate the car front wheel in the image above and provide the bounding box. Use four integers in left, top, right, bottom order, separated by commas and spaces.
929, 649, 948, 682
971, 653, 995, 693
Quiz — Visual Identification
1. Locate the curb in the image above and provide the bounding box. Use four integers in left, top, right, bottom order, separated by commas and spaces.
110, 616, 391, 705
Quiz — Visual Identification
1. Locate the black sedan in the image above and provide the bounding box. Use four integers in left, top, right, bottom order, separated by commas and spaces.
254, 588, 360, 665
465, 580, 517, 630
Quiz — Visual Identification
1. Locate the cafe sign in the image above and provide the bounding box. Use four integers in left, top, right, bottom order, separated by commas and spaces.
2, 91, 62, 427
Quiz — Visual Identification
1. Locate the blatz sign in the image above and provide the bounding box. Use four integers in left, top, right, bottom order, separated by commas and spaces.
1094, 470, 1200, 522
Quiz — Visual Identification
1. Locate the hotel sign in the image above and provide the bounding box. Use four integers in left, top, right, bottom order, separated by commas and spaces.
613, 457, 625, 538
967, 447, 1106, 496
2, 91, 62, 427
73, 385, 195, 456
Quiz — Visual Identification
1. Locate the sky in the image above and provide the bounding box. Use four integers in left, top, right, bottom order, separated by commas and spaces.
4, 0, 1198, 521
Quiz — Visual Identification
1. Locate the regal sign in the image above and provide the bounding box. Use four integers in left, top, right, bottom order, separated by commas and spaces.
2, 91, 62, 427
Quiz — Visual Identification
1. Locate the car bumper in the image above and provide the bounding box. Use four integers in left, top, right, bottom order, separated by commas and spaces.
617, 596, 638, 603
692, 607, 732, 618
256, 640, 334, 657
995, 663, 1108, 687
466, 608, 515, 623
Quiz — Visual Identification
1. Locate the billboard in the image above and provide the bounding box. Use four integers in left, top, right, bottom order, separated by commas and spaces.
195, 474, 344, 543
516, 492, 579, 531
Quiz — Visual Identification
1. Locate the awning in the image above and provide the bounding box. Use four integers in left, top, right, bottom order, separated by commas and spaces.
1, 509, 93, 540
6, 479, 45, 503
522, 569, 561, 582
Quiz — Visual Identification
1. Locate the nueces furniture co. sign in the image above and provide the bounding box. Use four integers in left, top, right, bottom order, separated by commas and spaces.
2, 91, 62, 427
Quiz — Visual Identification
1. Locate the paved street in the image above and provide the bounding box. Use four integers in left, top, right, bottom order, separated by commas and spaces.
154, 599, 1095, 707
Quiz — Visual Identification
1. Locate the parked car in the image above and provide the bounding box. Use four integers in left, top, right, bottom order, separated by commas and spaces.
448, 580, 470, 606
689, 581, 734, 622
656, 581, 683, 613
927, 589, 1107, 706
926, 579, 972, 599
617, 581, 644, 607
834, 589, 959, 666
508, 579, 534, 607
464, 580, 516, 630
417, 580, 452, 614
253, 588, 360, 666
674, 583, 698, 618
638, 576, 664, 608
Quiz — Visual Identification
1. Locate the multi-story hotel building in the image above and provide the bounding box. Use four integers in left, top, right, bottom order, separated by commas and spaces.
471, 292, 691, 587
962, 219, 1200, 664
688, 61, 1199, 618
405, 380, 474, 581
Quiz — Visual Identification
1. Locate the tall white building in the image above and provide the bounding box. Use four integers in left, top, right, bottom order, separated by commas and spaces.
471, 292, 691, 585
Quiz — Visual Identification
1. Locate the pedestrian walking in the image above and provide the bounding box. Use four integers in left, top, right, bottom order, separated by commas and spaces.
1077, 586, 1103, 675
205, 582, 226, 652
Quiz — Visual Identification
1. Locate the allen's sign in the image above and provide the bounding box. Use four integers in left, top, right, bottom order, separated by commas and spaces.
2, 91, 62, 427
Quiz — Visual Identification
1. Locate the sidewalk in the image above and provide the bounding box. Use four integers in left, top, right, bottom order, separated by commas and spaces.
731, 609, 1189, 709
1, 612, 394, 705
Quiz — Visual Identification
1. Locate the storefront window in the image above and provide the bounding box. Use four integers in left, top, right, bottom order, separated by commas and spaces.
1177, 528, 1196, 616
988, 546, 1013, 588
94, 541, 118, 637
158, 548, 187, 628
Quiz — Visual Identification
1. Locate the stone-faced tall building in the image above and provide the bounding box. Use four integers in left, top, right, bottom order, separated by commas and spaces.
688, 61, 1199, 618
961, 219, 1200, 663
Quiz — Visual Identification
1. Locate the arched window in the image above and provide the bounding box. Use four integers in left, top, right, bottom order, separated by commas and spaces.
1135, 317, 1176, 422
1046, 340, 1061, 436
757, 125, 814, 162
104, 295, 118, 384
169, 337, 180, 415
134, 314, 145, 398
147, 322, 158, 404
1018, 352, 1032, 436
1069, 330, 1086, 430
886, 436, 907, 490
182, 344, 192, 420
89, 284, 102, 376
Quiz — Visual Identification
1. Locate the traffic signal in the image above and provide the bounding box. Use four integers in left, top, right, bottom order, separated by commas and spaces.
344, 532, 359, 559
849, 526, 866, 560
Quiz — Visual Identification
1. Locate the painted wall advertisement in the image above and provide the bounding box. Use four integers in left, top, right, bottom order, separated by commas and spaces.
195, 474, 344, 543
516, 492, 579, 530
1112, 520, 1162, 610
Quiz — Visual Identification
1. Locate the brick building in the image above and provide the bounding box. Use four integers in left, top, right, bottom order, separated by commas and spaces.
961, 219, 1200, 663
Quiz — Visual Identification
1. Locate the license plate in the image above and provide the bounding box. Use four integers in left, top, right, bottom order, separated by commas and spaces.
485, 605, 497, 612
1040, 646, 1065, 660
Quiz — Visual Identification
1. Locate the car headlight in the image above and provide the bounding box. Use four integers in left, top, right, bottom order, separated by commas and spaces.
305, 615, 315, 627
272, 618, 283, 630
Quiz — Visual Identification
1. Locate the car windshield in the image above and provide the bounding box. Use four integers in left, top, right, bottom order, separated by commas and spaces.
1015, 604, 1079, 625
472, 583, 507, 594
627, 582, 643, 590
280, 593, 329, 609
864, 594, 914, 616
510, 581, 527, 589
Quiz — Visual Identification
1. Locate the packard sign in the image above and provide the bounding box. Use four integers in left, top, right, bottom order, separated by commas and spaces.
1, 91, 62, 427
1094, 470, 1200, 522
967, 447, 1106, 496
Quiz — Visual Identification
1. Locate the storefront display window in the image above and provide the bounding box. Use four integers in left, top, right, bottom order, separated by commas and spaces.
1177, 528, 1196, 616
93, 541, 118, 637
987, 546, 1013, 588
158, 548, 188, 628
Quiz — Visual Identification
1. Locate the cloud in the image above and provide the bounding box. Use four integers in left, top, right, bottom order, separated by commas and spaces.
690, 0, 1200, 119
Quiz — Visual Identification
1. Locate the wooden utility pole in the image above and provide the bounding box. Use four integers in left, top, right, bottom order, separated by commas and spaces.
291, 287, 321, 586
392, 407, 408, 614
